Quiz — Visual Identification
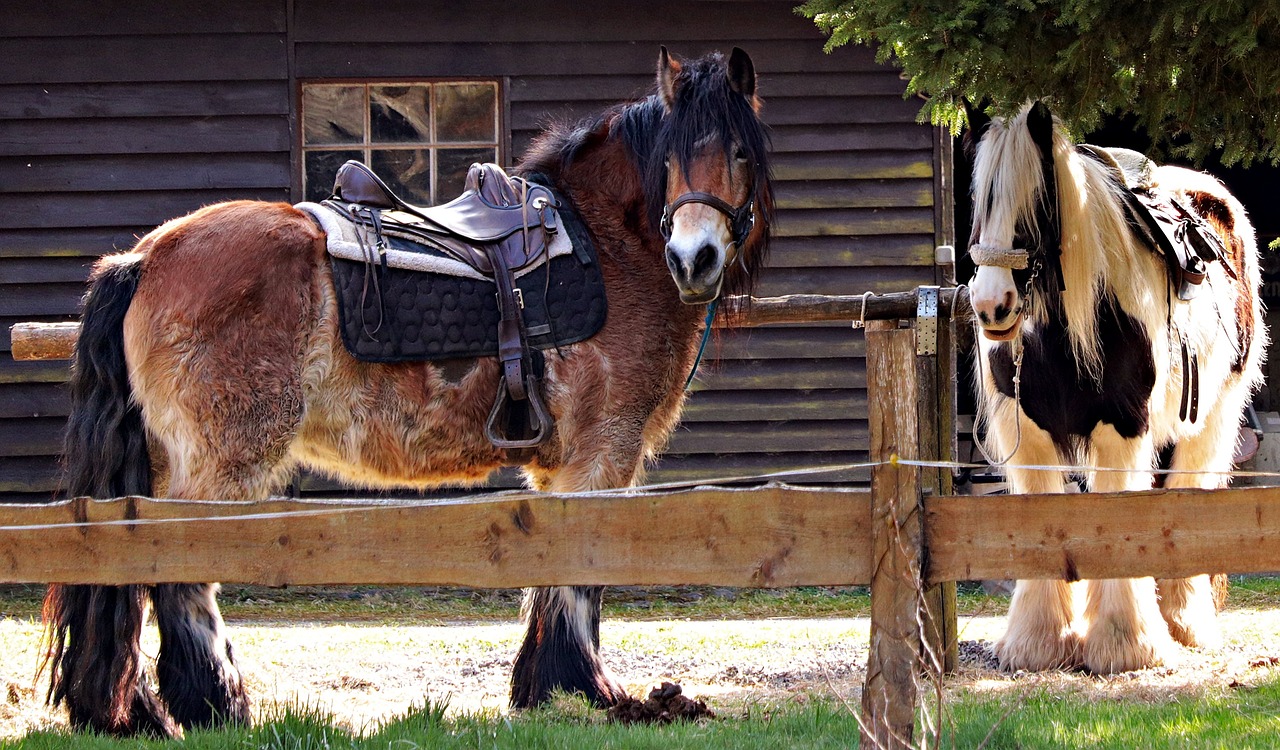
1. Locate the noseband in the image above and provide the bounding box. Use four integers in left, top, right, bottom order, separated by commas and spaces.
659, 190, 757, 265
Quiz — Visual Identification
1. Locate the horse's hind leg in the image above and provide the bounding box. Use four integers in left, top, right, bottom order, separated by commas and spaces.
1081, 425, 1177, 673
1155, 400, 1244, 649
991, 411, 1083, 671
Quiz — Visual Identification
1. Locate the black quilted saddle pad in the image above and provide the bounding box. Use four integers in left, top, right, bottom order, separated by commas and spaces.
329, 215, 606, 363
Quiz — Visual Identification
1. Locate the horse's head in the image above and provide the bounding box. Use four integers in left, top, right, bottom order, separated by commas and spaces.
651, 47, 773, 304
965, 100, 1063, 341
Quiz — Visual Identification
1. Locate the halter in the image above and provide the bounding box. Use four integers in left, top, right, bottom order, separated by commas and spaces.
660, 190, 757, 268
659, 184, 759, 390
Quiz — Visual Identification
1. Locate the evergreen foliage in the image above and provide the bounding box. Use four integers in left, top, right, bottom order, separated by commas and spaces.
796, 1, 1280, 165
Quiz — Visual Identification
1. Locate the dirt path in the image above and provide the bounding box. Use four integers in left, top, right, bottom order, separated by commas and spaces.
5, 606, 1280, 738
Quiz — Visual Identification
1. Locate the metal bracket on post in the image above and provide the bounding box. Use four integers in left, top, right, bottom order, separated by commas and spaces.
916, 285, 939, 356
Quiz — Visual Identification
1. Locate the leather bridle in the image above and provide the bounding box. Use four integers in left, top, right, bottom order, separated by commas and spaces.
660, 190, 757, 269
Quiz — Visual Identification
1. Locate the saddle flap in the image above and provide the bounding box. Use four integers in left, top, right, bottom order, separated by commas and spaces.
1121, 189, 1226, 301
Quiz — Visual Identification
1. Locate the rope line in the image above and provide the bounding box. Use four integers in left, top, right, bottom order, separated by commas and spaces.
4, 456, 1278, 532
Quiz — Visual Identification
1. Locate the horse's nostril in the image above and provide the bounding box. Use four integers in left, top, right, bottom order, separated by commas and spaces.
664, 249, 680, 276
691, 244, 718, 278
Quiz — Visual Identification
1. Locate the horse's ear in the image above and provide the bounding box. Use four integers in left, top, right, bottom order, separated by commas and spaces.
1026, 101, 1055, 157
658, 46, 682, 110
727, 47, 756, 99
962, 97, 992, 159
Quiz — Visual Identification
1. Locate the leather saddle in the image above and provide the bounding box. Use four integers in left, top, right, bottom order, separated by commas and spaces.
1078, 144, 1231, 302
327, 160, 560, 451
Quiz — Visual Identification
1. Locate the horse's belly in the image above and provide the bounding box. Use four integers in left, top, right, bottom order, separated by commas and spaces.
293, 352, 508, 489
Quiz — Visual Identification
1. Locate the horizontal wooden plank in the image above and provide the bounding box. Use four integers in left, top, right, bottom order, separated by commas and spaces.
769, 235, 936, 268
0, 81, 289, 120
509, 71, 909, 104
709, 327, 866, 360
3, 1, 285, 37
0, 228, 150, 258
769, 124, 935, 153
771, 151, 934, 181
0, 116, 290, 157
668, 420, 866, 454
0, 190, 289, 230
0, 456, 61, 493
0, 383, 68, 419
0, 486, 875, 587
681, 389, 866, 422
511, 94, 922, 132
296, 38, 886, 79
925, 485, 1280, 584
0, 35, 287, 84
647, 451, 871, 484
0, 358, 70, 384
0, 257, 93, 285
295, 1, 827, 44
773, 207, 936, 237
774, 179, 933, 210
755, 266, 938, 297
0, 284, 84, 316
693, 358, 866, 391
0, 416, 64, 456
0, 153, 289, 194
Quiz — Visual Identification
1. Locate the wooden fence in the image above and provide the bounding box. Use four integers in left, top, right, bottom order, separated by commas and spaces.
9, 288, 1280, 749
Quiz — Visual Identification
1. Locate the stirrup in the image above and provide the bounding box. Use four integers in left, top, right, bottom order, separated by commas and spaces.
485, 373, 553, 449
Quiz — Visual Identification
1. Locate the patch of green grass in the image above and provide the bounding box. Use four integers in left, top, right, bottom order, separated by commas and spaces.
13, 674, 1280, 750
943, 672, 1280, 749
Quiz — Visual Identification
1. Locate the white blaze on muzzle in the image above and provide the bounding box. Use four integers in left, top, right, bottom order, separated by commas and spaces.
969, 243, 1029, 341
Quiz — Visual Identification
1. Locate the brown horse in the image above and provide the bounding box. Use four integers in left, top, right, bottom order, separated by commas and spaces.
42, 46, 773, 737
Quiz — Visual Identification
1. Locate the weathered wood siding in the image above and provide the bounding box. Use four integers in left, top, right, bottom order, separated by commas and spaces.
0, 1, 292, 500
1, 0, 942, 500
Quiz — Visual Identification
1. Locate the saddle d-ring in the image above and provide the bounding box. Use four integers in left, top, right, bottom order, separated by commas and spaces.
851, 291, 874, 330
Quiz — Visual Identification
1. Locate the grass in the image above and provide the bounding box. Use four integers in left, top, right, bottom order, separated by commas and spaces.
10, 674, 1280, 750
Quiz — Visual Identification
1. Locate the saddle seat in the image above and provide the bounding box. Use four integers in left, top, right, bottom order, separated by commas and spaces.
332, 160, 557, 274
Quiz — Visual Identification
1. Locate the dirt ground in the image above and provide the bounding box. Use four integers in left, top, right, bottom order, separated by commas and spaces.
4, 596, 1280, 738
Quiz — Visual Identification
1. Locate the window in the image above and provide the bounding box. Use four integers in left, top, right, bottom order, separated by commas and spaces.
301, 81, 500, 205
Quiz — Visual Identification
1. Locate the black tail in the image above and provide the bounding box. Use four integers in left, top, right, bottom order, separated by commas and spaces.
41, 256, 178, 737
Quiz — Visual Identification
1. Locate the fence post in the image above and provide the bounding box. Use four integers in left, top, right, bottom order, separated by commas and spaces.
860, 319, 924, 750
917, 297, 959, 675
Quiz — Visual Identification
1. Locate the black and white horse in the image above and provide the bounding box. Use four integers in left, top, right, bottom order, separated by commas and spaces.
966, 102, 1265, 674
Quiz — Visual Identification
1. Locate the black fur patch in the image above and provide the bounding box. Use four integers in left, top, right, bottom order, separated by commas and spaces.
153, 584, 250, 729
510, 586, 625, 708
989, 295, 1156, 456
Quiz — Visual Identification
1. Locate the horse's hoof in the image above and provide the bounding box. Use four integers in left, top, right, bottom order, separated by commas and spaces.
994, 628, 1082, 671
1082, 621, 1179, 674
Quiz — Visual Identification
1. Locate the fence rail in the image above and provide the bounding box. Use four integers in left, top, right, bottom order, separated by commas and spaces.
7, 286, 1278, 750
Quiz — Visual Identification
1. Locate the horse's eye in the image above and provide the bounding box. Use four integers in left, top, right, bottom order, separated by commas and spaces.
733, 147, 748, 162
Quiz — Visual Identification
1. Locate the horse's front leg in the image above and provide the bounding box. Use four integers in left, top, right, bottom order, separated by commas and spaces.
991, 404, 1083, 671
509, 444, 639, 709
1080, 425, 1177, 673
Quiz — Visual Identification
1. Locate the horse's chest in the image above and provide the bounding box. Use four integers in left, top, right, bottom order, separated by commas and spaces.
988, 299, 1156, 448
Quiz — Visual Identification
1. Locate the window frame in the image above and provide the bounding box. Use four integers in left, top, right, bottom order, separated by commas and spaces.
296, 77, 507, 205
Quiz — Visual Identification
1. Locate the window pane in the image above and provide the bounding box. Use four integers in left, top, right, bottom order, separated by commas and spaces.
303, 85, 364, 145
371, 149, 432, 205
371, 85, 431, 143
438, 147, 497, 200
305, 149, 364, 202
435, 83, 497, 143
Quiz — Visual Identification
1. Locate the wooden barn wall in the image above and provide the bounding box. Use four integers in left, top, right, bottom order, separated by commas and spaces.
0, 0, 942, 501
0, 1, 292, 501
